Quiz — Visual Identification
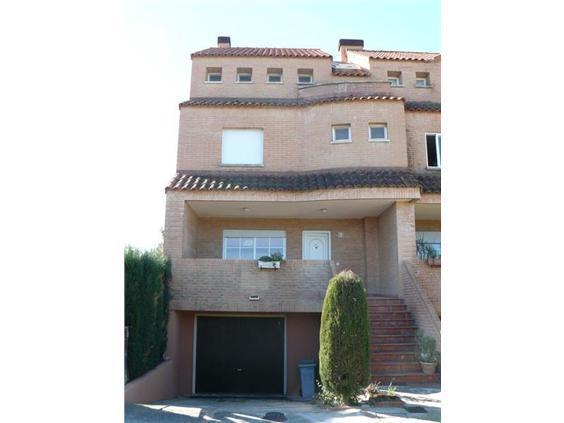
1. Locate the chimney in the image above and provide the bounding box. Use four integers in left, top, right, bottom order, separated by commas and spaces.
217, 36, 231, 48
338, 39, 364, 62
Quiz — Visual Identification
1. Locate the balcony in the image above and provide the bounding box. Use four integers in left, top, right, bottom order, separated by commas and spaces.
297, 80, 392, 100
170, 259, 335, 313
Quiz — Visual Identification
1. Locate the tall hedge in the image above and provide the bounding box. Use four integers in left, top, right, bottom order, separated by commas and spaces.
124, 247, 171, 381
319, 270, 369, 404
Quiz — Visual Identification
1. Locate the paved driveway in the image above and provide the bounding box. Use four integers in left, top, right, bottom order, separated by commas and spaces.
125, 386, 440, 422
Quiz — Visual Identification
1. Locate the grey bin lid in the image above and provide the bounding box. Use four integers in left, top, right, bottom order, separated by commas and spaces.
298, 359, 316, 368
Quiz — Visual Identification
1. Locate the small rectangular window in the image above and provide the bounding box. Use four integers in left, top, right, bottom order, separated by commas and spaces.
236, 67, 252, 83
332, 125, 351, 143
387, 71, 402, 87
297, 68, 314, 84
369, 124, 389, 141
206, 67, 222, 82
416, 72, 430, 87
267, 68, 283, 83
222, 129, 263, 165
426, 133, 442, 168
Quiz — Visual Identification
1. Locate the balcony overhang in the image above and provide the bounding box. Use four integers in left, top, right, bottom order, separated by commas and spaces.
187, 197, 400, 219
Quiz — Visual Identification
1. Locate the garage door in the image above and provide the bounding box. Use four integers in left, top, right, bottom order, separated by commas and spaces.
195, 316, 285, 395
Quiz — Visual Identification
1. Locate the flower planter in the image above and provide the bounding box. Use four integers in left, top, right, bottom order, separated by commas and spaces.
420, 361, 438, 375
257, 260, 281, 270
427, 257, 441, 267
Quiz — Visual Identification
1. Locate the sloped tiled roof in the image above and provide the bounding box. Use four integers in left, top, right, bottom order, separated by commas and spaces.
415, 172, 441, 193
179, 93, 403, 109
191, 47, 332, 58
353, 50, 440, 62
166, 168, 439, 193
332, 67, 370, 77
405, 101, 441, 112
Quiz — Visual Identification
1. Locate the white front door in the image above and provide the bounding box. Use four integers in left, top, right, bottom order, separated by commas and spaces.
302, 231, 331, 260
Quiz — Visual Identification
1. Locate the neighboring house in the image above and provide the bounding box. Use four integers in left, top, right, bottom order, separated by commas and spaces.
160, 37, 441, 399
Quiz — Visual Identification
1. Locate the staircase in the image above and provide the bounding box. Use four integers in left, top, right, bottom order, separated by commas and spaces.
368, 295, 440, 385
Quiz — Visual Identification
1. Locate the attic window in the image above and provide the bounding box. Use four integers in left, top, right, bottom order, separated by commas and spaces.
236, 68, 253, 83
206, 67, 222, 83
416, 72, 430, 87
297, 68, 313, 84
387, 71, 402, 87
267, 68, 283, 83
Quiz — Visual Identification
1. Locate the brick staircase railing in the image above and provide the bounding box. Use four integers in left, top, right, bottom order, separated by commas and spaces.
400, 261, 441, 350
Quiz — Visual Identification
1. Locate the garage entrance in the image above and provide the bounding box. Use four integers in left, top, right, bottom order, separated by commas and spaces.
195, 316, 285, 395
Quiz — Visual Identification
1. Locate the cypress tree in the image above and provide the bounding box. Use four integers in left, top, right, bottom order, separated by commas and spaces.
319, 270, 369, 404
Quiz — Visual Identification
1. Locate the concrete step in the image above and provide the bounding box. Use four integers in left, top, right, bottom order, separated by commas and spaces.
368, 305, 408, 313
371, 334, 416, 344
371, 372, 440, 385
371, 343, 417, 353
371, 361, 422, 373
367, 297, 404, 305
370, 352, 418, 362
370, 326, 418, 336
369, 319, 415, 328
369, 312, 412, 320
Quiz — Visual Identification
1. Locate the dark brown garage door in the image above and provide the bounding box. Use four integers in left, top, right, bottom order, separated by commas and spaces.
195, 316, 285, 395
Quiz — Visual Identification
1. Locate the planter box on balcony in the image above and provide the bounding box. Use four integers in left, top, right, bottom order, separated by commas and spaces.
257, 260, 281, 270
427, 258, 441, 267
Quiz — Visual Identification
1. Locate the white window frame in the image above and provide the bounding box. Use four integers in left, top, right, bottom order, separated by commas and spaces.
297, 74, 313, 84
331, 125, 351, 144
267, 73, 283, 83
221, 128, 264, 166
236, 72, 253, 83
388, 77, 401, 87
416, 77, 429, 88
368, 123, 389, 142
222, 230, 287, 260
425, 133, 442, 169
206, 72, 222, 83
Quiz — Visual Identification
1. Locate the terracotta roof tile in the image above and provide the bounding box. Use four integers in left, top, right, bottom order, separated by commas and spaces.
405, 101, 441, 112
179, 93, 403, 109
415, 172, 441, 193
191, 47, 332, 58
331, 68, 370, 77
354, 50, 440, 62
166, 168, 439, 193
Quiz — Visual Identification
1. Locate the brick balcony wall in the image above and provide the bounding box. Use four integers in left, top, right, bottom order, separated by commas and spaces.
170, 259, 334, 313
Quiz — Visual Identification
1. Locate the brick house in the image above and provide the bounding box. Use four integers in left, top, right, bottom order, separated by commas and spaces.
130, 37, 441, 401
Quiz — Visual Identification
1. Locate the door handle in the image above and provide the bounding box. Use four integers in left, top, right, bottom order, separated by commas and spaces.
236, 368, 243, 372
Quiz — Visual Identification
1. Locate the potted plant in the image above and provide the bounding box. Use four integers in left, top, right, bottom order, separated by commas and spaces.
417, 331, 439, 375
257, 252, 284, 270
426, 247, 441, 267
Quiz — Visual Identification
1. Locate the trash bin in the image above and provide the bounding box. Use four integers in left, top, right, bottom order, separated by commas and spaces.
298, 359, 316, 400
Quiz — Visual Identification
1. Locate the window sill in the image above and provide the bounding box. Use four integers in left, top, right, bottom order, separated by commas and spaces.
205, 80, 223, 84
389, 85, 404, 88
266, 81, 284, 84
220, 163, 264, 168
297, 82, 314, 86
369, 139, 391, 143
331, 140, 352, 144
415, 85, 432, 89
235, 81, 254, 84
426, 166, 441, 171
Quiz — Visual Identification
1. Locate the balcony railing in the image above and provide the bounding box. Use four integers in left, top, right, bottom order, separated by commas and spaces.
170, 259, 334, 313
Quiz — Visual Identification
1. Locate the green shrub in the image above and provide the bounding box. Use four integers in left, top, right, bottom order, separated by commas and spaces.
319, 270, 369, 405
124, 247, 171, 381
